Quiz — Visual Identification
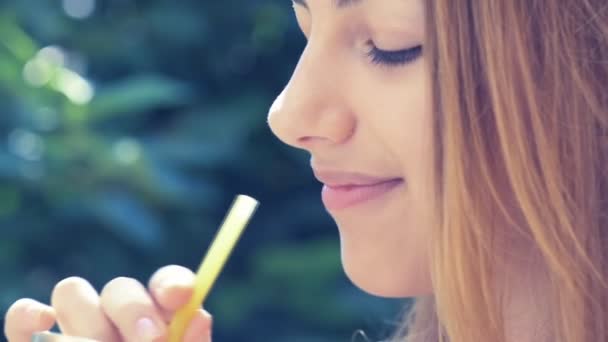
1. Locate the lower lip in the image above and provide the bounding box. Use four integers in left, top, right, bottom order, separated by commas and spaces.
321, 179, 404, 211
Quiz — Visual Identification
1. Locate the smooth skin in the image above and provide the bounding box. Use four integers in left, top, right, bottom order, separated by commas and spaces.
4, 265, 212, 342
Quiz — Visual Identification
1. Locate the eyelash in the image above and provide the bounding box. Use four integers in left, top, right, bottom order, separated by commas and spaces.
366, 42, 423, 67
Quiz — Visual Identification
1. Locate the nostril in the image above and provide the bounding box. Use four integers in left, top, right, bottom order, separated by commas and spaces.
296, 135, 330, 148
298, 136, 314, 144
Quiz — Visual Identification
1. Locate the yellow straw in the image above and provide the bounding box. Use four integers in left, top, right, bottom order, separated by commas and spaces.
168, 194, 259, 342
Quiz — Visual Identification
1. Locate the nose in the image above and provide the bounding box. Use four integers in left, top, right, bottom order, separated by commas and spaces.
267, 37, 356, 153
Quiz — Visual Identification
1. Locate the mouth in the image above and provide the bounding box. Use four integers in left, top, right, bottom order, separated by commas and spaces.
320, 177, 405, 211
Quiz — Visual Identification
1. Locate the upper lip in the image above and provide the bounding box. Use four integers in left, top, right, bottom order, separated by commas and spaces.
312, 169, 403, 187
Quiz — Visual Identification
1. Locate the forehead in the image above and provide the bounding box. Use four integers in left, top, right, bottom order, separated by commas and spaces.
294, 0, 363, 9
295, 0, 424, 21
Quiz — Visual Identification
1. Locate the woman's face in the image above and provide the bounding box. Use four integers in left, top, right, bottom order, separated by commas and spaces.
267, 0, 434, 297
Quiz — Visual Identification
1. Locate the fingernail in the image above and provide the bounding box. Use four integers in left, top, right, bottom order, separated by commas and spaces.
162, 276, 193, 290
157, 279, 193, 300
135, 317, 163, 341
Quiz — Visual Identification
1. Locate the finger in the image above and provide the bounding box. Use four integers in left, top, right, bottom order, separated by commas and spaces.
51, 277, 120, 341
100, 277, 167, 342
182, 309, 213, 342
147, 265, 195, 316
4, 298, 56, 342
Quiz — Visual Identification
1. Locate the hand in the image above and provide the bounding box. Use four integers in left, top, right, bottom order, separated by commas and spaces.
4, 265, 212, 342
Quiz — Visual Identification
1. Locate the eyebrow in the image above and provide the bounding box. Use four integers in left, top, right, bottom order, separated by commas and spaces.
292, 0, 364, 10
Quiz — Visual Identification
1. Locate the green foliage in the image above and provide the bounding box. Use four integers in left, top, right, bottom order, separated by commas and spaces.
0, 1, 404, 341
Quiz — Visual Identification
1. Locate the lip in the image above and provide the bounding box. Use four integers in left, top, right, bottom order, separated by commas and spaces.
313, 169, 404, 211
312, 169, 401, 187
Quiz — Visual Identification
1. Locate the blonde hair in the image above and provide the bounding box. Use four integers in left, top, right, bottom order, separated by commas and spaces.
392, 1, 608, 341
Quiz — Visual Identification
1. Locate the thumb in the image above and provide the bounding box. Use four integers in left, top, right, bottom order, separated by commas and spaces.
182, 309, 212, 342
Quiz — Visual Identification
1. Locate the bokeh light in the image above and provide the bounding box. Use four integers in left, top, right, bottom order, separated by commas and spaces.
21, 45, 95, 106
62, 0, 96, 19
22, 58, 53, 87
113, 138, 142, 165
53, 68, 95, 105
7, 129, 45, 161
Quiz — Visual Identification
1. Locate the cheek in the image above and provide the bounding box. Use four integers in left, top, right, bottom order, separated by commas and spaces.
361, 61, 432, 170
381, 62, 434, 202
336, 63, 435, 296
392, 62, 432, 165
400, 64, 435, 208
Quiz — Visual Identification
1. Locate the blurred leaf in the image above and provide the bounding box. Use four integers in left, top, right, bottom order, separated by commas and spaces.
0, 15, 38, 61
88, 190, 165, 250
89, 74, 193, 121
252, 239, 342, 285
144, 157, 223, 207
146, 136, 238, 167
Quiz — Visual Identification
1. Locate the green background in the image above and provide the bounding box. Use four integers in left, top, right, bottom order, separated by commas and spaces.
0, 1, 408, 341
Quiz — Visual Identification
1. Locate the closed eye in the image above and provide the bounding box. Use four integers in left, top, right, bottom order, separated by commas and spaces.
366, 43, 423, 67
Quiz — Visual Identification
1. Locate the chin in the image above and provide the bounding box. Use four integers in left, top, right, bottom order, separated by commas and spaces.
344, 267, 434, 298
340, 246, 434, 298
